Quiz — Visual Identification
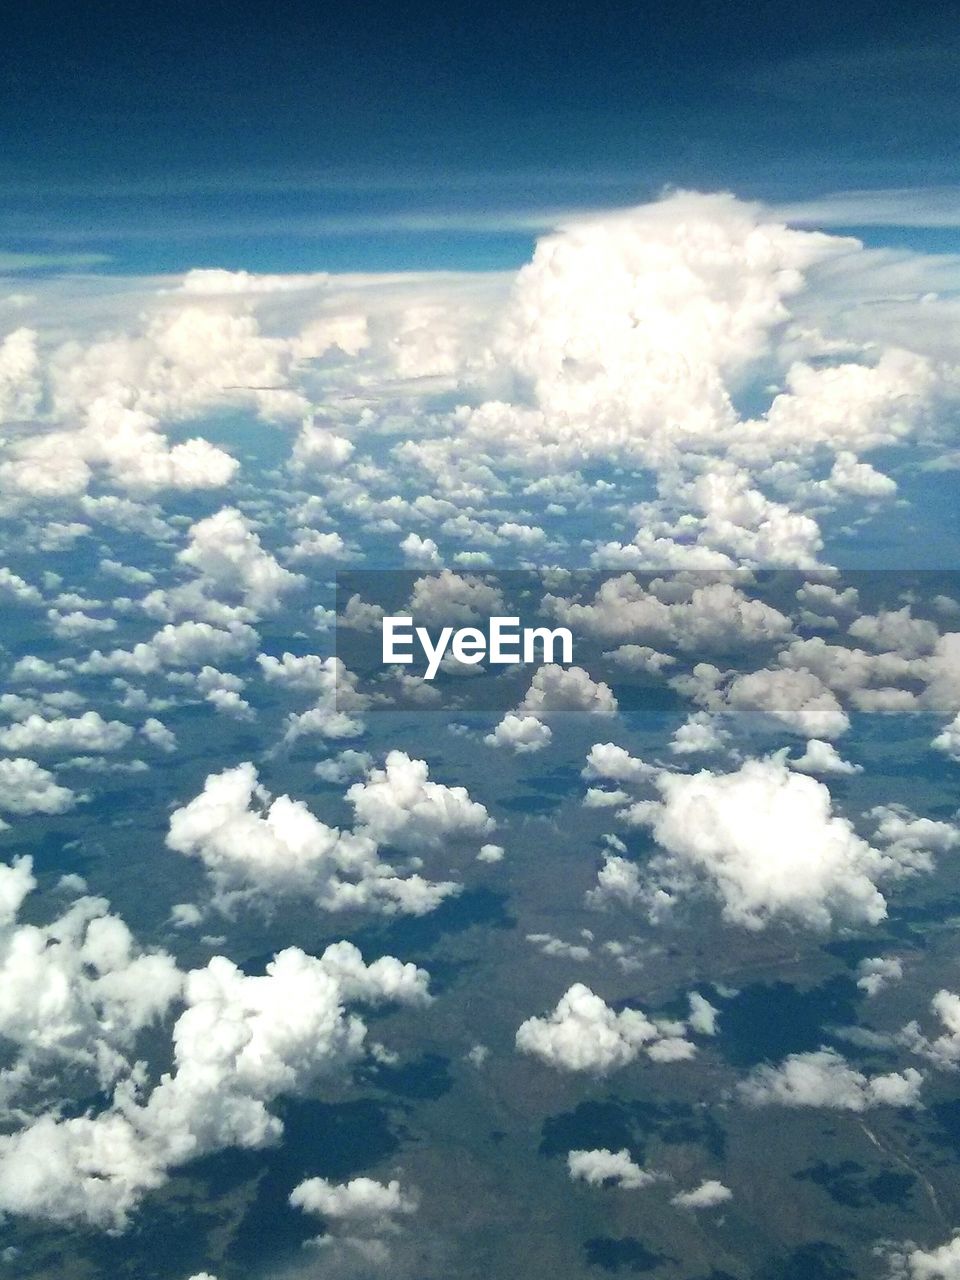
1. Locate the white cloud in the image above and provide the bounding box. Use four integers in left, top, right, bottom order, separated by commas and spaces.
567, 1148, 657, 1190
168, 761, 460, 916
515, 984, 695, 1074
890, 1234, 960, 1280
0, 758, 78, 814
178, 508, 303, 614
0, 712, 132, 756
723, 668, 850, 738
671, 1180, 732, 1209
517, 665, 617, 720
739, 1048, 923, 1110
0, 397, 237, 500
629, 757, 892, 930
545, 576, 790, 651
346, 750, 494, 851
290, 1175, 417, 1224
790, 739, 862, 775
857, 956, 903, 998
0, 941, 430, 1229
484, 713, 552, 753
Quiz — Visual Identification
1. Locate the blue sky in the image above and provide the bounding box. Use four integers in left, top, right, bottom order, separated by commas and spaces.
4, 0, 960, 272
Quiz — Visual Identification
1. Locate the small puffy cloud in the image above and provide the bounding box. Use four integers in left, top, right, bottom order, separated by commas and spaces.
790, 739, 862, 775
0, 567, 43, 606
406, 571, 504, 626
484, 713, 552, 753
890, 1235, 960, 1280
290, 1173, 418, 1264
168, 762, 460, 916
283, 528, 347, 562
290, 1176, 417, 1224
78, 621, 257, 676
0, 712, 132, 756
178, 508, 303, 614
0, 397, 237, 500
346, 750, 494, 851
932, 712, 960, 762
0, 758, 78, 814
400, 533, 441, 567
515, 984, 695, 1075
670, 712, 728, 755
857, 956, 904, 998
901, 989, 960, 1070
545, 576, 790, 651
724, 668, 850, 738
567, 1148, 657, 1190
288, 418, 354, 473
583, 742, 654, 784
631, 757, 892, 930
739, 1048, 923, 1110
518, 665, 617, 720
671, 1180, 732, 1209
141, 718, 177, 753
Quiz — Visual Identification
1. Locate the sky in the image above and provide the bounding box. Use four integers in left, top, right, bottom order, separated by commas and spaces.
4, 0, 960, 271
3, 7, 960, 1280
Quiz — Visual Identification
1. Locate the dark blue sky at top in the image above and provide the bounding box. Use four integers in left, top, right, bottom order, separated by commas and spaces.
3, 0, 960, 272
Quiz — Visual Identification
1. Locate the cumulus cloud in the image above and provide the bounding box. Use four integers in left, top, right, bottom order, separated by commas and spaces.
857, 956, 904, 998
723, 668, 850, 738
0, 397, 237, 500
625, 757, 896, 930
545, 575, 790, 651
0, 711, 132, 756
901, 989, 960, 1069
0, 757, 78, 813
790, 739, 862, 775
888, 1235, 960, 1280
567, 1148, 657, 1190
515, 984, 696, 1074
178, 508, 303, 614
739, 1048, 923, 1110
167, 761, 461, 916
0, 858, 182, 1095
345, 750, 494, 851
671, 1180, 732, 1209
0, 941, 430, 1229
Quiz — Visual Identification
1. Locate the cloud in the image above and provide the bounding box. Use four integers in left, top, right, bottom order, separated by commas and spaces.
545, 576, 790, 651
739, 1048, 923, 1110
628, 757, 893, 930
515, 984, 696, 1074
888, 1234, 960, 1280
0, 939, 430, 1229
790, 739, 862, 775
0, 858, 182, 1093
78, 620, 257, 675
857, 956, 903, 998
290, 1175, 417, 1224
465, 192, 844, 464
484, 713, 553, 753
167, 761, 460, 915
521, 666, 617, 719
723, 668, 850, 738
346, 750, 494, 851
0, 712, 132, 756
0, 757, 79, 813
567, 1148, 657, 1190
178, 508, 303, 614
901, 989, 960, 1069
671, 1180, 732, 1209
0, 397, 237, 501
